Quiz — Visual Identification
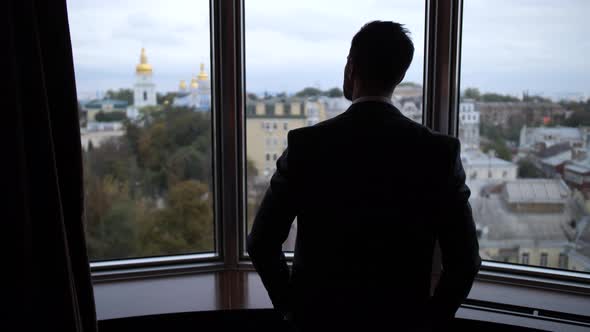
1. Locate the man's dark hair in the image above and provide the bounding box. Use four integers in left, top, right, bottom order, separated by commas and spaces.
350, 21, 414, 91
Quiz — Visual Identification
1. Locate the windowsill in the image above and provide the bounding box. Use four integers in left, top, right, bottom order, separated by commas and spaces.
477, 261, 590, 295
90, 252, 222, 282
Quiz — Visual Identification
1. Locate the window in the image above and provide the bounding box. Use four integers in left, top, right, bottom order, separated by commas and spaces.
459, 0, 590, 273
69, 0, 214, 261
245, 0, 426, 251
559, 253, 569, 269
522, 253, 530, 265
540, 253, 549, 267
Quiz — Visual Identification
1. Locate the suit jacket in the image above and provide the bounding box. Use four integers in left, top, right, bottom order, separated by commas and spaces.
247, 100, 481, 331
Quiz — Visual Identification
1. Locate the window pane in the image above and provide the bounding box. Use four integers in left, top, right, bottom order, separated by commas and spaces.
245, 0, 426, 251
68, 0, 214, 261
460, 0, 590, 272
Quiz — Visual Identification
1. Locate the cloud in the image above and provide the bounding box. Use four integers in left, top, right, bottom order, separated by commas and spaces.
67, 0, 590, 97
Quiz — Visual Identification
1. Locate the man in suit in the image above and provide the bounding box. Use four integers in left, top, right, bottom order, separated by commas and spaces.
247, 21, 481, 331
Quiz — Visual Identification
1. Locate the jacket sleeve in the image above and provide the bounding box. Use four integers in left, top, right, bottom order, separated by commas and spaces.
429, 139, 481, 326
246, 132, 298, 316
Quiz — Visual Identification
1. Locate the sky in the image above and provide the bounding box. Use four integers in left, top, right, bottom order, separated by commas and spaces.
67, 0, 590, 100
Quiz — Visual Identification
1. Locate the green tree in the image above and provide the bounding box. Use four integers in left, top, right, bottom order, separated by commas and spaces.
157, 92, 179, 105
564, 111, 590, 127
325, 87, 344, 97
463, 88, 481, 100
518, 160, 544, 178
139, 180, 214, 255
105, 88, 134, 104
481, 93, 520, 102
95, 111, 127, 122
295, 87, 322, 97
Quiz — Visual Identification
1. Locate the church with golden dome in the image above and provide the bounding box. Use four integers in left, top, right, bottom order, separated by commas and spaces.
133, 48, 157, 108
173, 63, 211, 110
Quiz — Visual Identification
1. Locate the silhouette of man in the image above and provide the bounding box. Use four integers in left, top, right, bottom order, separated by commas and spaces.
247, 21, 481, 332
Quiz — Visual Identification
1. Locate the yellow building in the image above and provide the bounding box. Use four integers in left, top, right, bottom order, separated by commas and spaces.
246, 97, 327, 177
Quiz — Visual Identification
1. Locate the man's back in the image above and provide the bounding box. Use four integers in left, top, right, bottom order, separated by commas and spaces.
248, 101, 481, 331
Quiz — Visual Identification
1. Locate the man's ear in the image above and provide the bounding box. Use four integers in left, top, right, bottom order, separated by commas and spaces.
347, 61, 355, 80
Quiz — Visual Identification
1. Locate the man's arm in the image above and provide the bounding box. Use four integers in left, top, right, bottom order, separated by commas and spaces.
247, 143, 297, 316
429, 139, 481, 326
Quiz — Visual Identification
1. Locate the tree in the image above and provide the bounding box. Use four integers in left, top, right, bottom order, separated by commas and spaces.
518, 160, 544, 178
325, 87, 343, 97
247, 93, 259, 100
84, 105, 214, 259
564, 111, 590, 127
463, 88, 481, 100
482, 140, 512, 161
157, 92, 179, 105
95, 111, 127, 122
295, 87, 322, 97
397, 82, 421, 88
139, 180, 214, 255
105, 88, 133, 104
481, 93, 519, 102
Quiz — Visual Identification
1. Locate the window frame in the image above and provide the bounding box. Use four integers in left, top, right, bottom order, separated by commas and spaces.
86, 0, 590, 297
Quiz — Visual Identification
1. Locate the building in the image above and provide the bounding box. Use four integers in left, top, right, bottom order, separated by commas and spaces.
322, 96, 351, 119
393, 96, 422, 123
133, 48, 157, 108
477, 101, 566, 128
246, 97, 327, 177
564, 161, 590, 192
502, 179, 570, 213
173, 63, 211, 110
519, 126, 586, 153
471, 178, 578, 269
83, 99, 129, 122
462, 149, 518, 182
458, 99, 480, 150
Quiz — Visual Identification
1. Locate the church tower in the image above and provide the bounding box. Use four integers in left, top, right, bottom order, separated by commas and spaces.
133, 48, 156, 107
197, 63, 211, 110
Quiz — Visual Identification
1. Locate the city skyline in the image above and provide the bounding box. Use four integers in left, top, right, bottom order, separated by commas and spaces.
68, 0, 589, 100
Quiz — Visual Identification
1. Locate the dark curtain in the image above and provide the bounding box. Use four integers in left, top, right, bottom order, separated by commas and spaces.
4, 0, 97, 331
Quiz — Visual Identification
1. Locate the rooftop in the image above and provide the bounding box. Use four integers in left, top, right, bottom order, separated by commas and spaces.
540, 150, 572, 167
503, 179, 570, 204
461, 149, 515, 167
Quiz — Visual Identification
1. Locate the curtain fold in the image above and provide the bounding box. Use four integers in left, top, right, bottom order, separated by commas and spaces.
4, 0, 97, 331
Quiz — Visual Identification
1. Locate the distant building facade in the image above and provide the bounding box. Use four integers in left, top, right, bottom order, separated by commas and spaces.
477, 101, 566, 128
83, 99, 129, 122
246, 98, 327, 177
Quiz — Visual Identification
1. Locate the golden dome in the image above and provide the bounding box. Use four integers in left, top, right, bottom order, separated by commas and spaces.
197, 63, 208, 81
179, 80, 187, 90
135, 48, 153, 74
190, 76, 199, 89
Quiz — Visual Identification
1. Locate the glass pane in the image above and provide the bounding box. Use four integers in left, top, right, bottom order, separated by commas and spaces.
460, 0, 590, 272
68, 0, 214, 261
245, 0, 426, 251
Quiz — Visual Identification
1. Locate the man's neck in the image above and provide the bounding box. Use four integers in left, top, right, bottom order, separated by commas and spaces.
352, 89, 393, 101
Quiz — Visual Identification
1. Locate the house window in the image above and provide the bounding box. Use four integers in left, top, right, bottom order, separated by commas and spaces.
521, 253, 530, 265
559, 253, 568, 269
143, 91, 147, 101
540, 253, 548, 267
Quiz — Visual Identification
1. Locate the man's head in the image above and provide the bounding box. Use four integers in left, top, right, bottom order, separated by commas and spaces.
343, 21, 414, 101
